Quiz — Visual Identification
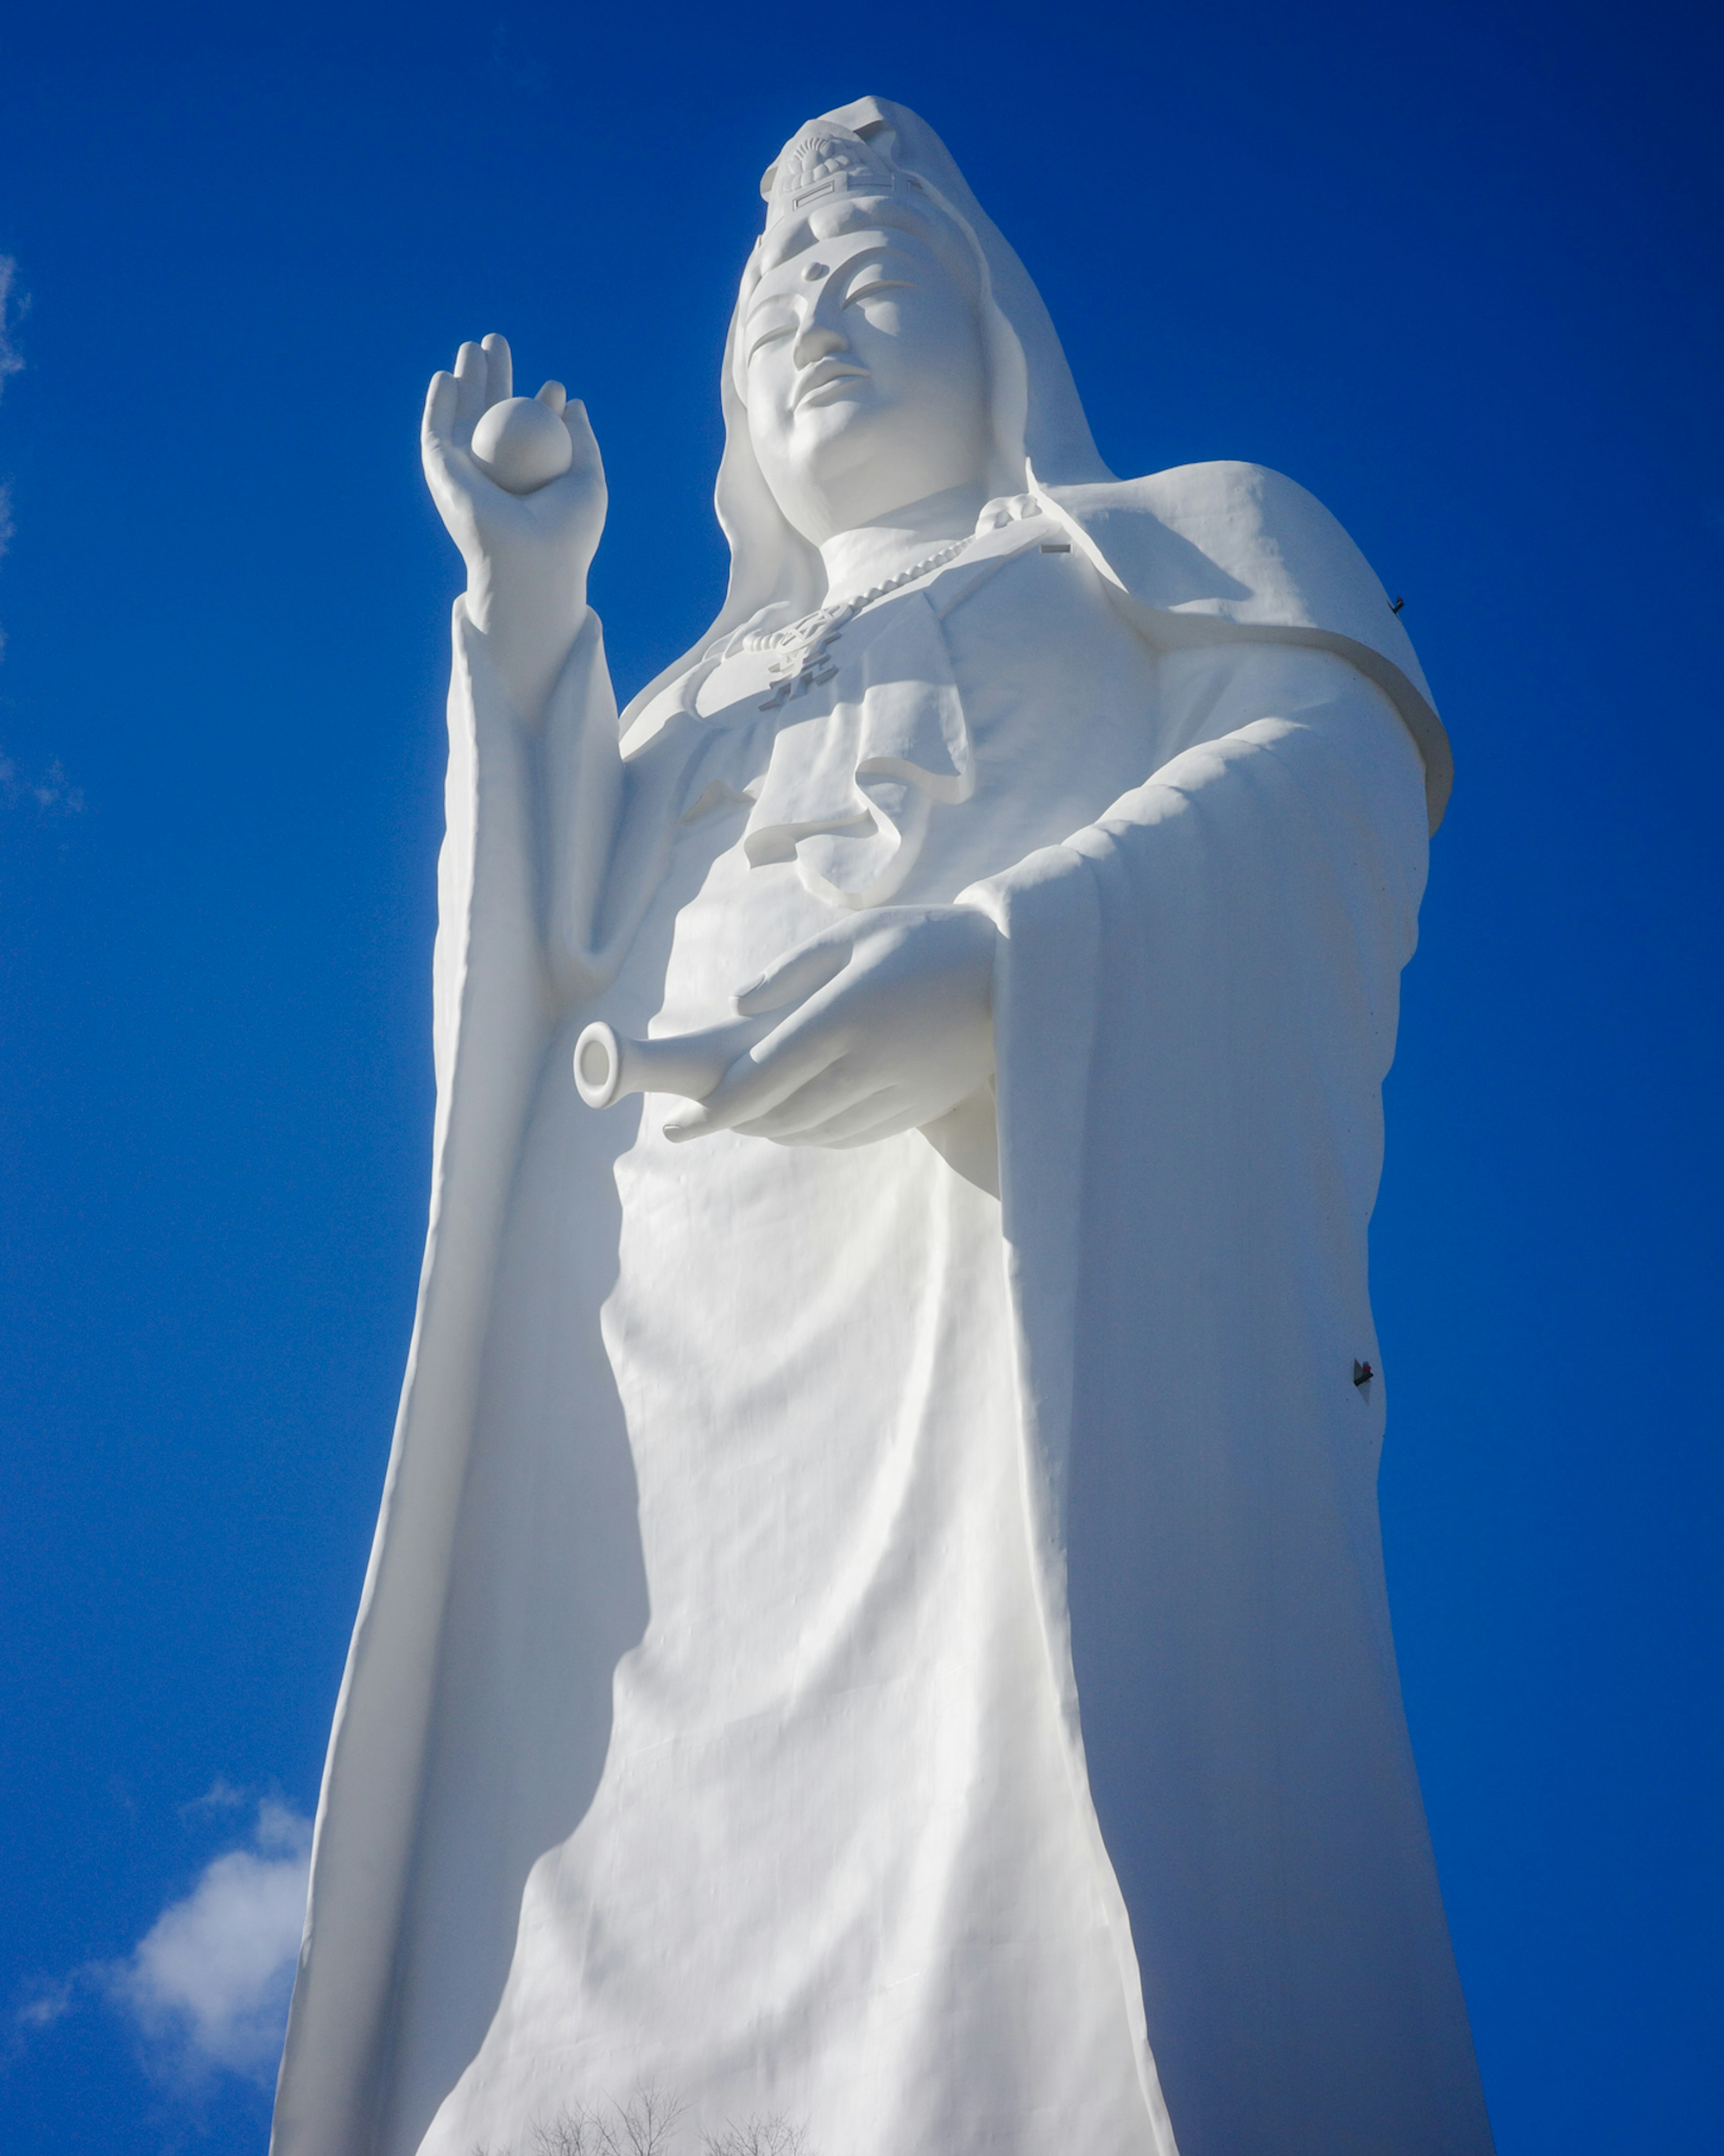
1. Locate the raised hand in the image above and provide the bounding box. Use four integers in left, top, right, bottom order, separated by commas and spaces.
662, 904, 998, 1148
422, 332, 607, 721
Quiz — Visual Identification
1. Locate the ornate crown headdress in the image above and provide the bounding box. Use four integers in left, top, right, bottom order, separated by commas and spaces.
759, 123, 930, 234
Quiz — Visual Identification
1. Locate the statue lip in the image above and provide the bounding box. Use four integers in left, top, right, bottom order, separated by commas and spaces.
793, 358, 870, 409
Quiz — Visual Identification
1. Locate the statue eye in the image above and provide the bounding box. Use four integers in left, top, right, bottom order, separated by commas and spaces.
745, 319, 796, 364
843, 278, 914, 308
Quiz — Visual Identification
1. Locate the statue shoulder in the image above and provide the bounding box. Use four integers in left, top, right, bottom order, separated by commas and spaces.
1036, 462, 1452, 830
1038, 461, 1414, 661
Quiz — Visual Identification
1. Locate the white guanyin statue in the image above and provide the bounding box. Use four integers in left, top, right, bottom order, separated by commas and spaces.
272, 96, 1494, 2156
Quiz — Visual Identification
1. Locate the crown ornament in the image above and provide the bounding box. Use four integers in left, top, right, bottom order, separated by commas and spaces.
760, 124, 928, 233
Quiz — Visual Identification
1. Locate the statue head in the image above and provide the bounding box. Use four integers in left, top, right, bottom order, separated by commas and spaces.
620, 99, 1114, 739
737, 126, 993, 544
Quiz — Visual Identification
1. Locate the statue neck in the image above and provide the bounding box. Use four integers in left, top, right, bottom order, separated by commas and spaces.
817, 482, 986, 601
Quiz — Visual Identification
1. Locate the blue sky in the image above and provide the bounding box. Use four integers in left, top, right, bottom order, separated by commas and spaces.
0, 2, 1719, 2149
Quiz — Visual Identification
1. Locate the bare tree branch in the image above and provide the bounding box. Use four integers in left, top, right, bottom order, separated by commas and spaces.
702, 2115, 809, 2156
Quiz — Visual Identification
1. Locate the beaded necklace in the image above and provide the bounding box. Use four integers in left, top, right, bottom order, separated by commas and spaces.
744, 537, 970, 712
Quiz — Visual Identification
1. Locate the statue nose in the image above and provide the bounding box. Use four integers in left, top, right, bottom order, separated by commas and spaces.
793, 322, 846, 366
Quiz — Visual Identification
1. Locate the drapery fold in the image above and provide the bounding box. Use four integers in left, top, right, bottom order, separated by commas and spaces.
273, 607, 559, 2156
963, 656, 1493, 2154
741, 591, 974, 908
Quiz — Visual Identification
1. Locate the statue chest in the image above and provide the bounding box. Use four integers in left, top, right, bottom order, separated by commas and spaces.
642, 542, 1165, 924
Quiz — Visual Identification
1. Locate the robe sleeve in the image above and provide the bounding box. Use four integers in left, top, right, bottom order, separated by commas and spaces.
274, 603, 614, 2156
957, 643, 1494, 2156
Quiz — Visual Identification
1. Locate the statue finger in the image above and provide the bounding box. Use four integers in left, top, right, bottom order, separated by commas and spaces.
422, 370, 460, 445
560, 396, 603, 476
662, 1030, 845, 1141
536, 379, 567, 415
726, 1059, 872, 1139
823, 1111, 928, 1148
480, 331, 513, 406
732, 932, 853, 1017
452, 340, 488, 444
745, 1080, 909, 1147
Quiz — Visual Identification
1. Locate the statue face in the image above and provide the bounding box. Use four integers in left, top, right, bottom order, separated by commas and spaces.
742, 209, 991, 545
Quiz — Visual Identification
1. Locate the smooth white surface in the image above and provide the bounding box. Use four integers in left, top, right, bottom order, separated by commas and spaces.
471, 391, 575, 494
274, 98, 1488, 2156
572, 1014, 770, 1110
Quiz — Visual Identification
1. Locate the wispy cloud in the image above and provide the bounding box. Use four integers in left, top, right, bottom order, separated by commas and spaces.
0, 256, 23, 400
0, 748, 85, 814
110, 1799, 311, 2088
0, 259, 84, 812
14, 1973, 79, 2037
0, 256, 22, 590
180, 1775, 251, 1819
13, 1796, 312, 2094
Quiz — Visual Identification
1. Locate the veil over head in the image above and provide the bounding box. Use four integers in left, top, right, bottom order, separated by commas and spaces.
620, 97, 1113, 734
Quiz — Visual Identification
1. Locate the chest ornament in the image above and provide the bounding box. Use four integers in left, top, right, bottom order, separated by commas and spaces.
745, 538, 970, 711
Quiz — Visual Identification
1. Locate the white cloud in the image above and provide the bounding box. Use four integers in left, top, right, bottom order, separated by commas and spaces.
108, 1799, 312, 2088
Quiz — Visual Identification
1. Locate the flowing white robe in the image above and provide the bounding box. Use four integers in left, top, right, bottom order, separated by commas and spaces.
273, 465, 1492, 2156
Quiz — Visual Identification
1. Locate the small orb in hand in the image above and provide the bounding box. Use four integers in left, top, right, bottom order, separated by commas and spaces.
471, 397, 573, 494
